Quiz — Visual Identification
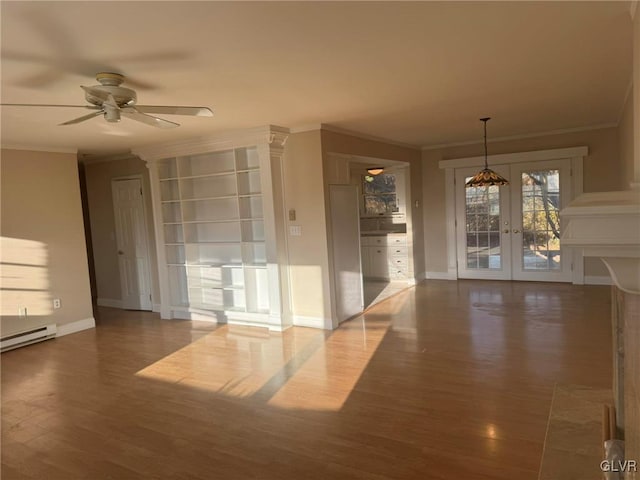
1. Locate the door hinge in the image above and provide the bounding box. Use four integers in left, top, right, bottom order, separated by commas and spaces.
571, 262, 574, 272
454, 219, 457, 228
140, 188, 143, 195
453, 176, 456, 186
149, 294, 152, 301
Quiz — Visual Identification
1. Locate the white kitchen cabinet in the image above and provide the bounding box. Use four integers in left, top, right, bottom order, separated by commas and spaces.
361, 234, 409, 280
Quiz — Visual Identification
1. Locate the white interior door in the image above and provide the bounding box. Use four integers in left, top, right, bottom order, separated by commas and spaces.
112, 178, 152, 310
329, 185, 364, 322
455, 166, 512, 280
455, 158, 573, 282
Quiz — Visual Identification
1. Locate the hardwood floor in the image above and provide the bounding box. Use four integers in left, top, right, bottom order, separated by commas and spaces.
1, 280, 612, 479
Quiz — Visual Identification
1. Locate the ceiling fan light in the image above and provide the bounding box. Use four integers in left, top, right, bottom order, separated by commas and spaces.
367, 167, 384, 176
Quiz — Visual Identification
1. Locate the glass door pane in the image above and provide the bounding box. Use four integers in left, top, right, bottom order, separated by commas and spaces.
455, 165, 511, 280
510, 158, 572, 283
521, 169, 561, 271
465, 183, 502, 270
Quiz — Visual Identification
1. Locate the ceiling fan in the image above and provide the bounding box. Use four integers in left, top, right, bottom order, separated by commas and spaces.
1, 72, 213, 129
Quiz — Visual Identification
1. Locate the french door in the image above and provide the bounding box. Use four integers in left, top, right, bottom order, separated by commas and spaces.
455, 159, 572, 282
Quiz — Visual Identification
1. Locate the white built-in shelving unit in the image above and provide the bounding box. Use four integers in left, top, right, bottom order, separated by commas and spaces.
135, 127, 290, 330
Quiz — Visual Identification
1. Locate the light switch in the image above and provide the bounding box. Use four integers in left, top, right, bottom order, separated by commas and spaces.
288, 209, 296, 221
289, 225, 302, 236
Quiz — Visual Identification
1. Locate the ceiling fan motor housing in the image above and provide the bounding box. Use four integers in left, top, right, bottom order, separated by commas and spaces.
84, 85, 137, 108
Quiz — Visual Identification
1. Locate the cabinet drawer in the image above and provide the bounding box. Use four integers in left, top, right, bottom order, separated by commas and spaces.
387, 257, 408, 268
388, 246, 408, 258
389, 269, 408, 280
361, 234, 407, 246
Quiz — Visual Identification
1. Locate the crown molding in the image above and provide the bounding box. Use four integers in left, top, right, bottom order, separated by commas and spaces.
79, 151, 138, 165
630, 1, 637, 19
421, 123, 618, 151
1, 144, 77, 154
319, 123, 420, 150
133, 125, 289, 162
289, 123, 322, 134
438, 146, 588, 170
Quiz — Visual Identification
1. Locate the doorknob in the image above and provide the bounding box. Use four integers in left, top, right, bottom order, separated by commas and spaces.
118, 250, 124, 255
503, 229, 510, 233
513, 229, 521, 234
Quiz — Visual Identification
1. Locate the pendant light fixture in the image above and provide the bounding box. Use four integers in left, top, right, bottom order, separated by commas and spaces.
367, 167, 384, 176
465, 117, 509, 188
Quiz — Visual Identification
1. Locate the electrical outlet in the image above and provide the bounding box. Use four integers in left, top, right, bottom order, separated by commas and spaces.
18, 307, 27, 318
53, 298, 61, 309
289, 225, 302, 236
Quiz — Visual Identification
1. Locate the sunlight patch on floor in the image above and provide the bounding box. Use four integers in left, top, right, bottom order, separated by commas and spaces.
135, 295, 406, 410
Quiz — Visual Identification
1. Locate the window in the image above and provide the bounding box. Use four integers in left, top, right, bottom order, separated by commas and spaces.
363, 173, 398, 214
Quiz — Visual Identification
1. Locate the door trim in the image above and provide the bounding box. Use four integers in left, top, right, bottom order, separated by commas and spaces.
111, 175, 153, 310
441, 146, 586, 284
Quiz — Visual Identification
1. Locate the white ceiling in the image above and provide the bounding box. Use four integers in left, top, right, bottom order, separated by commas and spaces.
0, 1, 633, 155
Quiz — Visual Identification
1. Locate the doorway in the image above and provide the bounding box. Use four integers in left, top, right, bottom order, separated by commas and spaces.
349, 163, 413, 308
112, 177, 153, 310
455, 158, 573, 282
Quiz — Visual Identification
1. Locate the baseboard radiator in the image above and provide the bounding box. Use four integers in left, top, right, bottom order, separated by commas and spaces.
1, 324, 57, 352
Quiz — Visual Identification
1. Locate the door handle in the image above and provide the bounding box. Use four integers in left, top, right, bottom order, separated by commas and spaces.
503, 229, 510, 233
513, 229, 520, 234
118, 250, 124, 255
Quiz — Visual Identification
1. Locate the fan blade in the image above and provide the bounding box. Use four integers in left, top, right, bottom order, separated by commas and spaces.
59, 110, 103, 126
120, 108, 179, 129
1, 103, 99, 109
135, 105, 213, 117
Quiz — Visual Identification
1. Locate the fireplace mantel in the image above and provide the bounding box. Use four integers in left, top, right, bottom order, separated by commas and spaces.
561, 189, 640, 294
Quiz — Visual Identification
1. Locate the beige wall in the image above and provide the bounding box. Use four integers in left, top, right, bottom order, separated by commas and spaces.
281, 131, 333, 324
619, 89, 635, 189
0, 149, 93, 336
422, 127, 622, 276
83, 157, 160, 306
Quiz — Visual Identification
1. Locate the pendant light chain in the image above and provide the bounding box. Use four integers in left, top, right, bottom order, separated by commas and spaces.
464, 117, 509, 188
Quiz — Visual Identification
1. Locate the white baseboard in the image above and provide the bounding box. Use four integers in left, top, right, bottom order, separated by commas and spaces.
57, 317, 96, 337
152, 303, 161, 313
584, 275, 612, 286
97, 298, 123, 308
293, 315, 333, 330
415, 272, 427, 282
425, 271, 457, 280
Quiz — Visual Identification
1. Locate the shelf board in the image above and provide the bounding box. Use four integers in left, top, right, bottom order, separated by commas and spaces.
184, 241, 241, 245
182, 219, 240, 224
239, 217, 264, 221
181, 194, 238, 202
238, 193, 262, 198
164, 243, 184, 246
161, 199, 181, 204
244, 263, 267, 269
235, 167, 260, 173
159, 177, 179, 182
178, 171, 236, 180
163, 222, 183, 225
241, 241, 265, 244
167, 263, 186, 267
181, 219, 240, 225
